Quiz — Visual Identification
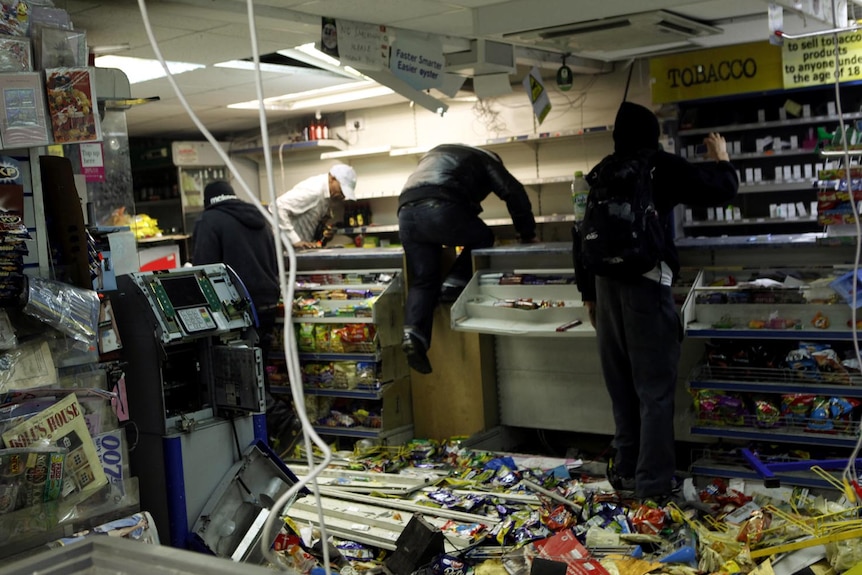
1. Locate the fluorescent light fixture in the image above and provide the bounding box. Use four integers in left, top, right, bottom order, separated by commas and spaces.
287, 85, 393, 110
90, 44, 130, 55
278, 43, 365, 80
229, 81, 394, 111
294, 42, 342, 67
95, 55, 204, 84
214, 60, 305, 74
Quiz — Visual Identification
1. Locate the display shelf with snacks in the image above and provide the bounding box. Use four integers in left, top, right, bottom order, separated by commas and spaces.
671, 88, 862, 236
681, 266, 859, 339
682, 264, 862, 487
450, 269, 590, 338
446, 244, 612, 436
815, 165, 862, 228
270, 268, 411, 442
689, 353, 862, 449
309, 378, 412, 439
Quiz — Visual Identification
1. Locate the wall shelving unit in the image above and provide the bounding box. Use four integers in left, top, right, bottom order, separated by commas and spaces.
673, 87, 862, 237
681, 265, 862, 488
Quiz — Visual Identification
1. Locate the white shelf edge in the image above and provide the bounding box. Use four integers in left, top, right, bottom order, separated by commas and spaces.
229, 139, 346, 156
320, 145, 392, 160
684, 216, 819, 227
738, 181, 815, 193
679, 111, 862, 136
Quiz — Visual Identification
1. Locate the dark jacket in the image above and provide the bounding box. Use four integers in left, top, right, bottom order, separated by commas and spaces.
192, 199, 280, 310
398, 144, 537, 241
575, 102, 739, 301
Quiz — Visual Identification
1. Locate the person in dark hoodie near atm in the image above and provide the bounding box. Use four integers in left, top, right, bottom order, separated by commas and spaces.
193, 180, 280, 345
192, 181, 291, 444
574, 102, 739, 503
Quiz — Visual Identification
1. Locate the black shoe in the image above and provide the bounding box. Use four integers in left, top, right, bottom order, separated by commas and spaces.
606, 457, 635, 492
438, 284, 465, 304
402, 333, 432, 374
639, 477, 685, 507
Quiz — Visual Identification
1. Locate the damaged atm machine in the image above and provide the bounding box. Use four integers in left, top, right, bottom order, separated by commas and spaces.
111, 263, 300, 558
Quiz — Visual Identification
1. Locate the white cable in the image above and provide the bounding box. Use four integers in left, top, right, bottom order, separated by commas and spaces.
135, 0, 333, 569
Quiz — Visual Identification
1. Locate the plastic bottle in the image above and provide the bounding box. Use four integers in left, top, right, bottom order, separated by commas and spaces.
571, 170, 589, 222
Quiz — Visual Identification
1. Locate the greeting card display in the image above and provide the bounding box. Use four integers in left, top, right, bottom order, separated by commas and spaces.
0, 72, 50, 148
34, 26, 87, 69
44, 67, 101, 144
0, 34, 31, 72
0, 0, 30, 37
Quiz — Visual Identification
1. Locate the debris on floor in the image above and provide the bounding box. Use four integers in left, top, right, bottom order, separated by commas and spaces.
270, 438, 862, 575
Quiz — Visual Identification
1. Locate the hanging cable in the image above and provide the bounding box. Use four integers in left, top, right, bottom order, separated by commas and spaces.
136, 0, 333, 570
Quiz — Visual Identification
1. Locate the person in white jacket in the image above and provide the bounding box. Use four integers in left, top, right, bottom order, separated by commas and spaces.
272, 164, 357, 249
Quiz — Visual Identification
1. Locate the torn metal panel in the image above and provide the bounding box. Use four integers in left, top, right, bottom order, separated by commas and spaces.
317, 487, 502, 525
289, 465, 438, 495
286, 495, 479, 551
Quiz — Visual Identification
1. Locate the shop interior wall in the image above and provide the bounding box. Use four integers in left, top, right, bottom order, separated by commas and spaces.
237, 61, 716, 444
246, 61, 653, 230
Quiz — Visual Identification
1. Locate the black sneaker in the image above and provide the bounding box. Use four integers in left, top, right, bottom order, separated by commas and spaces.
606, 458, 635, 492
640, 477, 686, 508
402, 333, 432, 374
438, 284, 465, 304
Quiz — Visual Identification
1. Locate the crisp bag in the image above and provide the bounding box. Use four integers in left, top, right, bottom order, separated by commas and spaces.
533, 529, 611, 575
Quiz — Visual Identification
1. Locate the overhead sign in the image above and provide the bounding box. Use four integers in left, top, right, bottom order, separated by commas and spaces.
650, 41, 783, 103
333, 18, 391, 70
389, 31, 444, 91
782, 29, 862, 88
522, 66, 551, 125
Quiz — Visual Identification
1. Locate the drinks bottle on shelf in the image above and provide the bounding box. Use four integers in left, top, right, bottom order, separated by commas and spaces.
571, 170, 589, 223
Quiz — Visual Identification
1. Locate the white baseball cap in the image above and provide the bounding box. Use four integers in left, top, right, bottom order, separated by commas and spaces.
330, 164, 357, 200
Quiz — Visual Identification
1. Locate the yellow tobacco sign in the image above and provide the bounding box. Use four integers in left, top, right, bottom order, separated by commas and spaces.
650, 41, 783, 103
783, 29, 862, 88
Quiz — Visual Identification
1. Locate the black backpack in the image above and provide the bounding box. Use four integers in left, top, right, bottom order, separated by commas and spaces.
577, 149, 664, 279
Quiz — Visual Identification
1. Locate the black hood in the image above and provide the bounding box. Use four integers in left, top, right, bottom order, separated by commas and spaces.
613, 102, 660, 154
208, 200, 268, 230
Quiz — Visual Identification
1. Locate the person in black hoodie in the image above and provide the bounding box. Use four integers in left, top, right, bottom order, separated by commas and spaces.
193, 180, 280, 345
574, 102, 739, 502
398, 144, 538, 374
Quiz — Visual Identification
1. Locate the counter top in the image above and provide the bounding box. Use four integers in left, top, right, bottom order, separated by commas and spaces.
137, 233, 190, 244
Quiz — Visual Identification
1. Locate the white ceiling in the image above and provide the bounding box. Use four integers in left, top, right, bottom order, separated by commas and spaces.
58, 0, 839, 139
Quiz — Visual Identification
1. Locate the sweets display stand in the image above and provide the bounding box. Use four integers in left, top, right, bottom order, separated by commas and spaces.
271, 268, 412, 444
450, 269, 590, 338
682, 266, 862, 488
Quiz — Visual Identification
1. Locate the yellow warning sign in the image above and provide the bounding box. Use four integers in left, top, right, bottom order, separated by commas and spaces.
529, 75, 544, 102
522, 66, 551, 125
